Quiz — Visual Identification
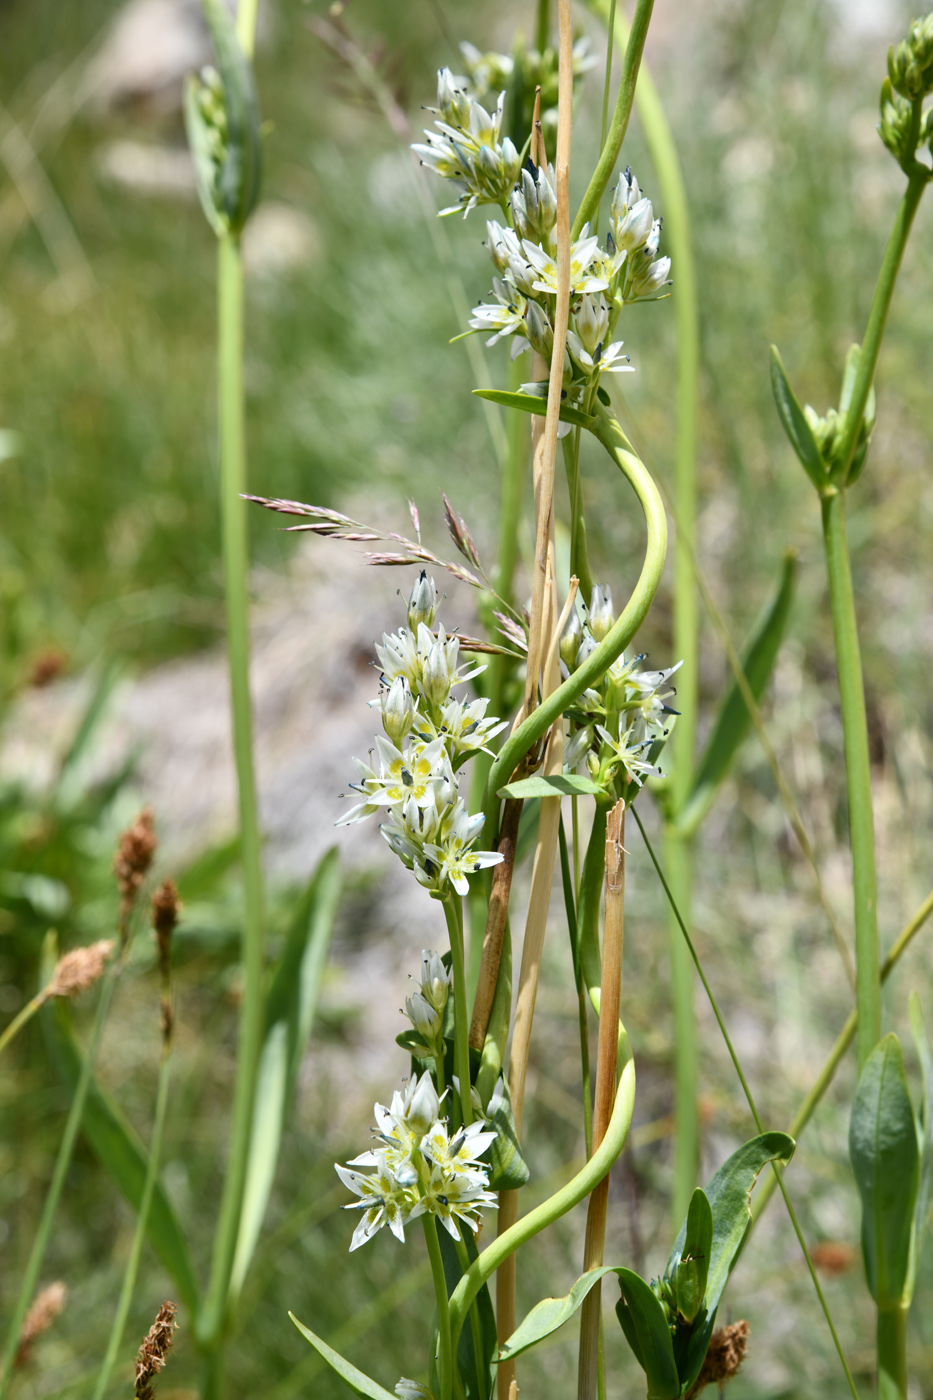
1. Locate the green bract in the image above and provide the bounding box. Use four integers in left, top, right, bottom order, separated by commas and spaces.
184, 0, 262, 238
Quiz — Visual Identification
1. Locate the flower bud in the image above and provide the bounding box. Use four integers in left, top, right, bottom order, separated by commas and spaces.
382, 678, 414, 745
559, 608, 584, 669
419, 950, 451, 1013
436, 67, 471, 128
396, 1380, 435, 1400
589, 584, 615, 642
400, 1071, 441, 1138
405, 991, 442, 1044
585, 750, 601, 780
524, 299, 553, 357
422, 639, 451, 706
407, 572, 438, 631
573, 294, 609, 356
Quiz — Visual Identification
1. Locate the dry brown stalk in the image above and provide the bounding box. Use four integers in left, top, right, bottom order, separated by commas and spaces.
497, 16, 574, 1396
114, 807, 157, 938
14, 1281, 66, 1367
134, 1300, 177, 1400
151, 879, 179, 1041
685, 1320, 750, 1397
46, 940, 113, 999
578, 801, 626, 1400
469, 797, 523, 1050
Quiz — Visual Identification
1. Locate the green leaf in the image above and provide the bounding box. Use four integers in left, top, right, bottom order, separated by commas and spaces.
43, 1000, 200, 1316
850, 1033, 920, 1307
673, 1188, 712, 1323
498, 774, 605, 800
289, 1314, 398, 1400
472, 388, 596, 430
770, 345, 827, 489
437, 1223, 497, 1400
909, 993, 933, 1267
229, 849, 340, 1299
679, 551, 796, 834
614, 1268, 681, 1400
482, 1078, 530, 1191
498, 1266, 616, 1361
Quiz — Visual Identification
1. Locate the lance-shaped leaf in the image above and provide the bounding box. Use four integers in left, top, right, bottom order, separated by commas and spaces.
770, 346, 827, 489
909, 994, 933, 1272
498, 1266, 617, 1362
498, 774, 605, 800
473, 388, 596, 430
677, 551, 796, 836
289, 1315, 398, 1400
229, 849, 340, 1300
615, 1268, 681, 1400
672, 1188, 713, 1323
850, 1033, 920, 1308
480, 1076, 530, 1191
666, 1131, 794, 1394
43, 1000, 200, 1316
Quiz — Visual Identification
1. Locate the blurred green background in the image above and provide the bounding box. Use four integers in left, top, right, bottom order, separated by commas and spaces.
1, 0, 932, 1396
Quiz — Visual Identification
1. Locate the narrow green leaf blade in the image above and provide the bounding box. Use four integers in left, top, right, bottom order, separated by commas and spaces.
498, 774, 605, 800
43, 1000, 200, 1316
289, 1315, 398, 1400
850, 1033, 920, 1307
437, 1223, 497, 1400
909, 993, 933, 1264
674, 1188, 713, 1323
769, 345, 826, 488
614, 1268, 680, 1400
472, 388, 596, 429
498, 1266, 618, 1361
482, 1078, 530, 1191
230, 849, 340, 1298
680, 551, 796, 833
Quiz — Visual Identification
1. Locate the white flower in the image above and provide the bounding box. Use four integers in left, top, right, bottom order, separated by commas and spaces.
421, 1118, 498, 1176
417, 950, 451, 1014
335, 1156, 422, 1251
522, 229, 609, 296
420, 803, 503, 896
566, 331, 633, 378
596, 723, 663, 786
372, 676, 415, 745
469, 277, 528, 346
510, 162, 557, 250
421, 1161, 497, 1239
396, 1381, 435, 1400
336, 736, 451, 825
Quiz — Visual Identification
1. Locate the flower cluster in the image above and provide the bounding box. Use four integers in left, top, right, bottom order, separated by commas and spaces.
559, 585, 682, 789
412, 68, 522, 217
336, 1072, 497, 1251
337, 574, 505, 898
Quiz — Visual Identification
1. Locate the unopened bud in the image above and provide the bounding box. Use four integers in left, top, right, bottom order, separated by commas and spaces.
422, 640, 451, 706
419, 949, 451, 1013
382, 678, 415, 745
400, 1071, 441, 1138
589, 585, 615, 642
524, 299, 553, 357
573, 294, 609, 356
405, 992, 442, 1043
559, 609, 584, 669
407, 572, 437, 631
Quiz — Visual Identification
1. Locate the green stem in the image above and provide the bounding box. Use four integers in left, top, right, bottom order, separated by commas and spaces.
821, 491, 878, 1069
92, 1044, 172, 1400
535, 0, 550, 54
877, 1305, 909, 1400
559, 817, 593, 1154
453, 1234, 487, 1400
0, 974, 115, 1396
0, 990, 46, 1059
833, 171, 928, 487
562, 430, 594, 603
200, 231, 266, 1349
449, 1033, 636, 1346
750, 887, 933, 1225
424, 1213, 454, 1400
484, 412, 667, 841
664, 829, 697, 1225
444, 894, 474, 1128
496, 356, 529, 614
577, 803, 610, 1011
571, 0, 655, 240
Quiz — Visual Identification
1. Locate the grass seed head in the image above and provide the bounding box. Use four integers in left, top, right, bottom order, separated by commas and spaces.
15, 1281, 67, 1367
114, 807, 157, 934
46, 941, 114, 999
134, 1300, 177, 1400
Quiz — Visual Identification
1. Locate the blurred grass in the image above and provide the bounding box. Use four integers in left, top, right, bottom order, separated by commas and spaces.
1, 0, 932, 1396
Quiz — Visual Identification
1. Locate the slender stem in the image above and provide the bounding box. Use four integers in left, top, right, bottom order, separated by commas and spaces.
750, 887, 933, 1225
484, 413, 668, 842
236, 0, 259, 57
444, 894, 474, 1128
453, 1234, 488, 1400
535, 0, 550, 54
571, 0, 655, 240
832, 171, 928, 487
558, 816, 594, 1154
578, 802, 625, 1400
0, 989, 47, 1058
423, 1213, 454, 1400
496, 349, 529, 612
562, 430, 594, 603
450, 1038, 636, 1344
665, 829, 697, 1225
821, 491, 878, 1069
92, 1044, 172, 1400
470, 798, 522, 1051
877, 1305, 909, 1400
0, 975, 115, 1396
200, 231, 266, 1348
633, 809, 862, 1400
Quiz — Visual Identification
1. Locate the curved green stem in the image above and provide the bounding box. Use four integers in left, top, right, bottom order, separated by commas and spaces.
833, 170, 928, 487
424, 1213, 454, 1400
571, 0, 655, 240
92, 1043, 172, 1400
0, 974, 115, 1397
449, 1036, 635, 1347
484, 412, 668, 840
444, 893, 474, 1128
821, 491, 878, 1069
200, 231, 266, 1350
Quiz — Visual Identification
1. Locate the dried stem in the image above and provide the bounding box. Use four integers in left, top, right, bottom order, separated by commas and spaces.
578, 801, 625, 1400
470, 797, 523, 1050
